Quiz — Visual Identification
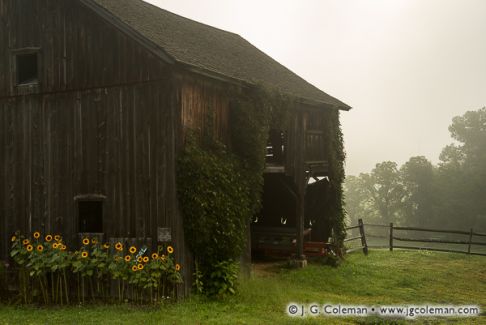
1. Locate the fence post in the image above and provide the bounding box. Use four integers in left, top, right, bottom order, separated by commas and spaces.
467, 228, 473, 254
358, 219, 368, 255
389, 223, 394, 251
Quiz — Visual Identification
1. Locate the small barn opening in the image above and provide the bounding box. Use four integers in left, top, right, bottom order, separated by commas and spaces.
78, 200, 103, 233
265, 129, 287, 166
16, 52, 38, 85
251, 174, 298, 259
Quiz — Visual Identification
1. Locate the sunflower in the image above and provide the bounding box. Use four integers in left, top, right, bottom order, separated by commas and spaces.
26, 245, 34, 252
61, 245, 67, 251
167, 246, 174, 254
137, 256, 143, 263
131, 265, 138, 272
54, 235, 61, 242
91, 238, 98, 244
33, 232, 41, 239
82, 238, 90, 245
129, 246, 137, 254
137, 263, 144, 270
103, 243, 110, 249
36, 245, 44, 252
23, 239, 30, 245
175, 264, 181, 271
124, 255, 131, 262
81, 251, 89, 258
151, 253, 159, 260
142, 256, 149, 263
45, 235, 53, 242
115, 242, 123, 251
11, 235, 17, 242
52, 243, 59, 249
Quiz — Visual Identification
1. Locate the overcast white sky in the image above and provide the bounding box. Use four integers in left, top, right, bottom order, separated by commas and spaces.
146, 0, 486, 176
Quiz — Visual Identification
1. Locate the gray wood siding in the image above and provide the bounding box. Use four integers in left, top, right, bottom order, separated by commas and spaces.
0, 0, 166, 97
0, 0, 192, 294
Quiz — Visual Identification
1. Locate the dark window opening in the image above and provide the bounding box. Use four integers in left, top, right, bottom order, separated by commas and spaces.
16, 52, 38, 85
78, 201, 103, 233
266, 129, 287, 165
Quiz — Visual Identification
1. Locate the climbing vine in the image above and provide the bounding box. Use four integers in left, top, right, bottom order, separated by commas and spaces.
323, 109, 347, 245
176, 134, 252, 296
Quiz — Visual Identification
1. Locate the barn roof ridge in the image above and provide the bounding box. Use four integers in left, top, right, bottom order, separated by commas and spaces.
83, 0, 351, 110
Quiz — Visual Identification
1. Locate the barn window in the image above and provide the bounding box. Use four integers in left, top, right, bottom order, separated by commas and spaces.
78, 200, 103, 233
16, 52, 39, 85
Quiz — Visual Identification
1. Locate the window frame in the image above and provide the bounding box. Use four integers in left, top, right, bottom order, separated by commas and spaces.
74, 194, 106, 235
12, 47, 41, 87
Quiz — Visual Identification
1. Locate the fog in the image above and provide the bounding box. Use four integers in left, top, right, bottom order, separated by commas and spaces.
146, 0, 486, 175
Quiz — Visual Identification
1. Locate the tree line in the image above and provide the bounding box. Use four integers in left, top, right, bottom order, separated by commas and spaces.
345, 107, 486, 231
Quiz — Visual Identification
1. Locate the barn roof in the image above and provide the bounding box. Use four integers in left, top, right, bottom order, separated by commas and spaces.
85, 0, 351, 110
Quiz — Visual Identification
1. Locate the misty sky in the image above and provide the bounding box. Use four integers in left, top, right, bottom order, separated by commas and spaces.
146, 0, 486, 176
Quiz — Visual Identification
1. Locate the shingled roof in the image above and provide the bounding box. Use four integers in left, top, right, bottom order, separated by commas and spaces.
86, 0, 350, 110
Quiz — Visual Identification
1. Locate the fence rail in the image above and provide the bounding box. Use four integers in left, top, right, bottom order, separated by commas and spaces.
345, 220, 486, 256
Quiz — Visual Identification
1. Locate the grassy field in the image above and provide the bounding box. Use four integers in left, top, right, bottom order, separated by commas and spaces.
0, 250, 485, 324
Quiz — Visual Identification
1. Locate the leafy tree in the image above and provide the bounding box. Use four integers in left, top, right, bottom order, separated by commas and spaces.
437, 107, 486, 230
400, 156, 437, 227
344, 175, 379, 225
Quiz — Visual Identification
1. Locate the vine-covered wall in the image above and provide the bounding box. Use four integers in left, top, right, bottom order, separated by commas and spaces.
175, 79, 347, 294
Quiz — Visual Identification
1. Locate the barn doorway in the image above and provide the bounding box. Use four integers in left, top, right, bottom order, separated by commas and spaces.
251, 174, 299, 259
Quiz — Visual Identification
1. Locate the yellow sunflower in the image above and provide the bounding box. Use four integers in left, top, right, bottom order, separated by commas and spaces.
36, 245, 44, 252
175, 264, 181, 271
131, 265, 138, 272
11, 235, 17, 242
61, 245, 67, 251
82, 238, 90, 245
124, 255, 131, 262
52, 243, 59, 249
137, 256, 143, 263
142, 256, 149, 263
91, 238, 98, 244
23, 239, 30, 245
167, 246, 174, 254
129, 246, 137, 254
115, 242, 123, 251
103, 243, 110, 249
81, 251, 89, 258
33, 232, 41, 239
54, 235, 61, 242
45, 235, 53, 242
26, 245, 34, 252
137, 263, 144, 270
151, 253, 159, 260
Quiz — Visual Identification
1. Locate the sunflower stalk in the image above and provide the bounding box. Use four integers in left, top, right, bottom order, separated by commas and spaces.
63, 270, 70, 304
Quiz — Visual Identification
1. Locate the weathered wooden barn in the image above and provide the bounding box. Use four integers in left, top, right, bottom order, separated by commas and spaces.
0, 0, 350, 293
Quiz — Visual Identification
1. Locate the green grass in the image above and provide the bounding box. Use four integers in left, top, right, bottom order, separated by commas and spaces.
1, 250, 485, 324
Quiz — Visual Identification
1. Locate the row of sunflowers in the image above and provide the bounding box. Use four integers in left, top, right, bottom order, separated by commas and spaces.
9, 232, 182, 305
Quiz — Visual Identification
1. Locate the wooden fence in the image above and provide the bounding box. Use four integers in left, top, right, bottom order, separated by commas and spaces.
345, 219, 486, 256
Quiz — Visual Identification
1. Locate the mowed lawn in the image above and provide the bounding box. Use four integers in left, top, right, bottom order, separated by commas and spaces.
0, 250, 485, 324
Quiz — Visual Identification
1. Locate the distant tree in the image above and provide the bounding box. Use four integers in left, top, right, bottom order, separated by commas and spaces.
400, 156, 437, 227
437, 107, 486, 230
343, 175, 379, 225
360, 162, 405, 224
